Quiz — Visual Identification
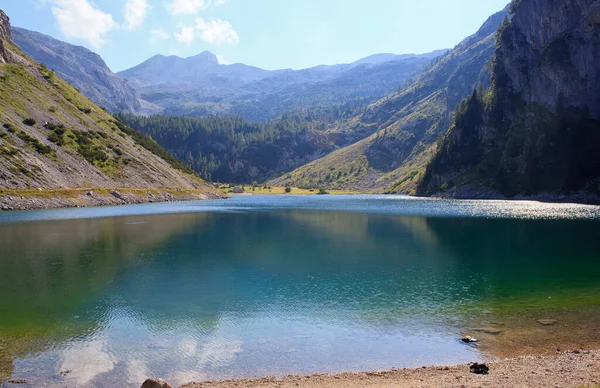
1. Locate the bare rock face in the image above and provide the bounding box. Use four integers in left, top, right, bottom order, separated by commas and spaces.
0, 10, 13, 63
141, 378, 173, 388
498, 0, 600, 118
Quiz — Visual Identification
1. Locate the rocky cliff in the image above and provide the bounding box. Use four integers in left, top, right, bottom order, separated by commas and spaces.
0, 10, 11, 63
419, 0, 600, 200
499, 0, 600, 117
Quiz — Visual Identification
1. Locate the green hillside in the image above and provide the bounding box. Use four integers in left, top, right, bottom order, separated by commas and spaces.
0, 10, 217, 198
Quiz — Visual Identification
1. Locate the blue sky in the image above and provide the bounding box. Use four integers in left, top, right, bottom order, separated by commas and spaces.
3, 0, 510, 72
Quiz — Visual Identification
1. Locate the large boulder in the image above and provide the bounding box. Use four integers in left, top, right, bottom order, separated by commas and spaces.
232, 186, 244, 194
141, 378, 172, 388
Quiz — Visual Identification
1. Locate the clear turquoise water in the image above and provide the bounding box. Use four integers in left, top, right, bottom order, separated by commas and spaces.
1, 195, 600, 387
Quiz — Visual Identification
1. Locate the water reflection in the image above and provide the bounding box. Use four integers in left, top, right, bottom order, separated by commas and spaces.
0, 199, 599, 387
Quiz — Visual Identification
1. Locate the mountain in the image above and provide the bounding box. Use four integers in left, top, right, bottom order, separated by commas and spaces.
119, 50, 445, 121
11, 27, 146, 114
351, 50, 447, 66
418, 0, 600, 202
0, 10, 218, 199
10, 25, 445, 122
270, 7, 509, 192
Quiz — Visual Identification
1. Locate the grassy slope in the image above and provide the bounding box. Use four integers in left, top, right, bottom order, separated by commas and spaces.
0, 39, 216, 195
270, 8, 506, 194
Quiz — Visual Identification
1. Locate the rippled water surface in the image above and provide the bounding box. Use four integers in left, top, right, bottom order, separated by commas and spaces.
1, 195, 600, 387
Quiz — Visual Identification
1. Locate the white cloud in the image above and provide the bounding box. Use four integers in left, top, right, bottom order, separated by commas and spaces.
196, 17, 239, 45
167, 0, 208, 15
124, 0, 150, 30
216, 54, 229, 64
174, 17, 239, 46
50, 0, 116, 47
151, 28, 170, 40
166, 0, 227, 15
174, 25, 196, 46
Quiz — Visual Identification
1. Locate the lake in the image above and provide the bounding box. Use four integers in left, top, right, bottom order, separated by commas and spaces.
1, 195, 600, 387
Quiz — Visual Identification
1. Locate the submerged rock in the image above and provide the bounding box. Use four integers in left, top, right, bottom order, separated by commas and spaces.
472, 328, 503, 335
141, 378, 172, 388
7, 379, 27, 384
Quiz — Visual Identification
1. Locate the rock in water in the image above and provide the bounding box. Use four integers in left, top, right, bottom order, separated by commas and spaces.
141, 378, 172, 388
472, 328, 502, 335
461, 336, 478, 343
470, 363, 489, 375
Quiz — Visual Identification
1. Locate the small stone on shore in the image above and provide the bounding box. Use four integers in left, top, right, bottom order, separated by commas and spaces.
110, 190, 123, 199
537, 319, 558, 326
470, 363, 489, 375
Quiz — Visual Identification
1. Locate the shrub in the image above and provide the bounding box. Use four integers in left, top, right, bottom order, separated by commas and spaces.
16, 130, 53, 156
3, 123, 14, 132
23, 118, 36, 126
285, 186, 292, 193
79, 107, 92, 114
318, 188, 329, 195
47, 132, 64, 145
49, 106, 58, 113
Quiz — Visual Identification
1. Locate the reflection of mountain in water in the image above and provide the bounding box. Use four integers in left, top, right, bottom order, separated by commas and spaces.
0, 213, 208, 381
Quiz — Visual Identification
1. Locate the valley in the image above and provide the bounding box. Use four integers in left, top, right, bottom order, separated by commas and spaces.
4, 0, 599, 204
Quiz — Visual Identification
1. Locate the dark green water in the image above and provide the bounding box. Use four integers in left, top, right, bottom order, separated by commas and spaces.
1, 195, 599, 387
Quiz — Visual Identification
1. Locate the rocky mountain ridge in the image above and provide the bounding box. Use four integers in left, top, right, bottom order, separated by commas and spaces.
118, 50, 445, 121
12, 27, 145, 114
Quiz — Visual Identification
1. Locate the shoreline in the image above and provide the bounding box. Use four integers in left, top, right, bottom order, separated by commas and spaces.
428, 185, 600, 206
180, 350, 600, 388
0, 188, 226, 212
2, 187, 600, 212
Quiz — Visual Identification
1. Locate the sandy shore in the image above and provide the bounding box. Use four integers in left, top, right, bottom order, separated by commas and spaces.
181, 350, 600, 388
